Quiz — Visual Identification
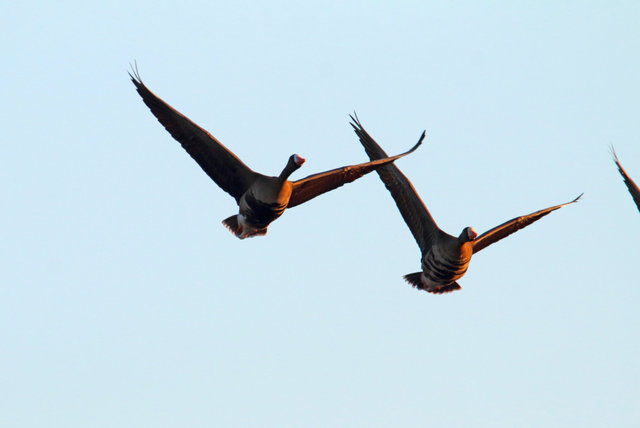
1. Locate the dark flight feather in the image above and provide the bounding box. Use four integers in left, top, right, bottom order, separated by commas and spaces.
288, 138, 422, 208
611, 147, 640, 213
130, 70, 258, 202
350, 114, 438, 253
471, 194, 583, 254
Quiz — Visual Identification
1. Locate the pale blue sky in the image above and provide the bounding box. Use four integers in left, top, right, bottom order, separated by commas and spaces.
2, 1, 639, 427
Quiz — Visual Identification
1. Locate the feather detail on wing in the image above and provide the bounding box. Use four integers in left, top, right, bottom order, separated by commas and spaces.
287, 132, 422, 208
130, 67, 257, 202
472, 194, 583, 254
350, 114, 439, 253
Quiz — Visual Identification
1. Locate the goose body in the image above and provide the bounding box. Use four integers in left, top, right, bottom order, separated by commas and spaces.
223, 156, 299, 238
415, 228, 475, 293
130, 70, 422, 238
351, 115, 581, 293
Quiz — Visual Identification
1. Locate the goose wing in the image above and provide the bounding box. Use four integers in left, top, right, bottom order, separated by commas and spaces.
350, 115, 440, 253
287, 136, 422, 208
130, 69, 257, 202
472, 194, 582, 254
612, 147, 640, 213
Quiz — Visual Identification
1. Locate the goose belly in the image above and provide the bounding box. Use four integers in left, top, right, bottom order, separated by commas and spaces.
239, 192, 287, 229
421, 246, 471, 289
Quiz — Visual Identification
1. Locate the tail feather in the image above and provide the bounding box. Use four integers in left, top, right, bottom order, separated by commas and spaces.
222, 215, 241, 237
403, 272, 461, 294
404, 272, 423, 288
222, 215, 268, 239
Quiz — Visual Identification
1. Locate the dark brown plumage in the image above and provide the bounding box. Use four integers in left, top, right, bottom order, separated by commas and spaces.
351, 115, 581, 293
130, 69, 422, 238
611, 147, 640, 213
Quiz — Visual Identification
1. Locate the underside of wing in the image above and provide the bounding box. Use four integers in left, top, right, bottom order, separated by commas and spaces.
612, 147, 640, 213
130, 68, 257, 202
287, 135, 422, 208
349, 114, 440, 252
472, 194, 583, 254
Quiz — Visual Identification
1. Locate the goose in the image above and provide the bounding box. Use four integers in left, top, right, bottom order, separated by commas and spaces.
611, 147, 640, 213
350, 115, 582, 293
130, 71, 422, 238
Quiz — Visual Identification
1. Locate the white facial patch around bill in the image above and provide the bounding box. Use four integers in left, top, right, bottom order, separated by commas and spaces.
467, 227, 478, 240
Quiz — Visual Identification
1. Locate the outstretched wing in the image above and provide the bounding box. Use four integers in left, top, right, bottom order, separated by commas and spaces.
472, 194, 583, 254
349, 114, 440, 253
612, 147, 640, 213
287, 135, 422, 208
130, 67, 257, 202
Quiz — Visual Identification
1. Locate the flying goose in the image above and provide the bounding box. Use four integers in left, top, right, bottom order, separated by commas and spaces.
130, 71, 422, 238
350, 115, 581, 293
611, 147, 640, 213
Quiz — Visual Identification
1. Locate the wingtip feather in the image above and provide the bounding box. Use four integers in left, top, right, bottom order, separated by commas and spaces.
128, 60, 143, 86
611, 146, 628, 175
570, 193, 583, 204
348, 114, 425, 155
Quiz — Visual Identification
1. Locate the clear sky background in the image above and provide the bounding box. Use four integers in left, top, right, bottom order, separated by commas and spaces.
2, 1, 639, 427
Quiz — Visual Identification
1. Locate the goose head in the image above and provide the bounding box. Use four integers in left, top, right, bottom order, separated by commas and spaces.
459, 227, 478, 243
279, 154, 306, 180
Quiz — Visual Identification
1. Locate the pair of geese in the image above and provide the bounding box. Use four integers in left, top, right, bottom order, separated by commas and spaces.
133, 69, 637, 294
